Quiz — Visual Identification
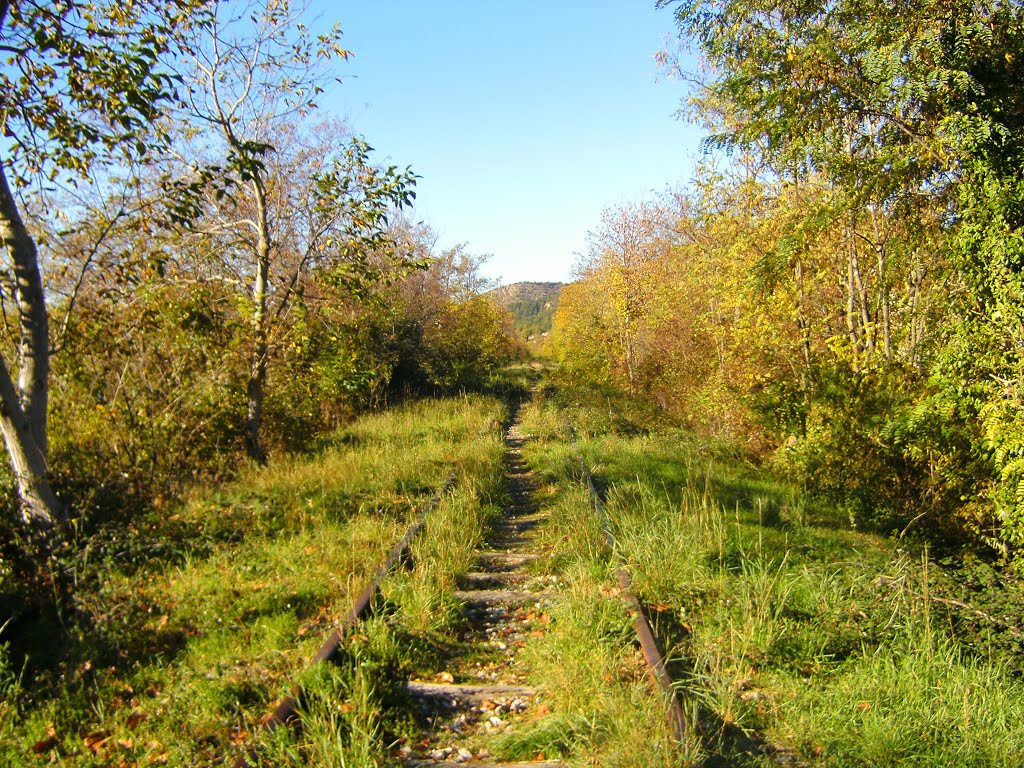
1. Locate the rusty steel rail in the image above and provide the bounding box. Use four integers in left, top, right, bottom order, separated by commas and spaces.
567, 423, 689, 745
234, 471, 457, 768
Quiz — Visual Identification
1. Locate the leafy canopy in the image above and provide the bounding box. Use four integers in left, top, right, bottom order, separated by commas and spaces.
0, 0, 207, 182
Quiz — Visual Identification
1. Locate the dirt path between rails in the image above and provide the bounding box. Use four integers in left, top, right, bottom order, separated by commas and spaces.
397, 403, 565, 767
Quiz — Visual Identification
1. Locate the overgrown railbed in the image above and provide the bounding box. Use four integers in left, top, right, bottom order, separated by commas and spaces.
8, 379, 1023, 766
260, 386, 686, 767
0, 396, 506, 766
519, 395, 1024, 766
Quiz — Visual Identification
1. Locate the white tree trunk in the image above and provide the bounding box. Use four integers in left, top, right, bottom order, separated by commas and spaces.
0, 163, 64, 533
245, 175, 271, 464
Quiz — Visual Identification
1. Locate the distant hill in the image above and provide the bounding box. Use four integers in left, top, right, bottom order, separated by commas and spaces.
489, 282, 564, 341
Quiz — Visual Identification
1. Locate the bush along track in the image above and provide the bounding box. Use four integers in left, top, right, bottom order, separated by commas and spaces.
518, 393, 1024, 767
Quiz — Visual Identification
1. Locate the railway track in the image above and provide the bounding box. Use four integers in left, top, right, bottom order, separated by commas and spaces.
236, 400, 684, 766
396, 406, 561, 766
567, 423, 689, 745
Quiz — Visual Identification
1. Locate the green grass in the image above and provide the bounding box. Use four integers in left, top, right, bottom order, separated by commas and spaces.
250, 397, 511, 765
14, 377, 1023, 766
503, 400, 700, 767
2, 395, 505, 767
517, 395, 1024, 767
264, 379, 701, 768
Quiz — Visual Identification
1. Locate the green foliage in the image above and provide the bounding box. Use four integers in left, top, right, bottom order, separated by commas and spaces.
777, 366, 932, 534
938, 162, 1024, 551
50, 280, 247, 512
419, 297, 523, 392
548, 0, 1024, 559
310, 137, 422, 295
1, 0, 206, 183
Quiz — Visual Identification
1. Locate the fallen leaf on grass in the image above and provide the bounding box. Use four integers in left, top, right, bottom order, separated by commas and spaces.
84, 731, 111, 753
31, 734, 59, 755
259, 712, 278, 726
126, 712, 147, 730
229, 728, 249, 745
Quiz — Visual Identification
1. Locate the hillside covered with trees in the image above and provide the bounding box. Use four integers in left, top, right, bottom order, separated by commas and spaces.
489, 281, 563, 344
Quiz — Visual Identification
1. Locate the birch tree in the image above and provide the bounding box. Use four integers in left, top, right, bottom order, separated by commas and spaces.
175, 0, 344, 463
0, 0, 202, 537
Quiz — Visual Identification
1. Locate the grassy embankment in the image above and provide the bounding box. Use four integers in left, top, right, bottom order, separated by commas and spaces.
1, 396, 507, 767
515, 393, 1024, 767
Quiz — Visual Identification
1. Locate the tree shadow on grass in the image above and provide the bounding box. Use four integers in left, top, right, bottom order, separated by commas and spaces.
0, 492, 261, 714
589, 441, 853, 540
646, 610, 802, 768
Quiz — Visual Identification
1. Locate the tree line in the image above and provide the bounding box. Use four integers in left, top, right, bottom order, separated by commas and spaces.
556, 0, 1024, 558
0, 0, 521, 568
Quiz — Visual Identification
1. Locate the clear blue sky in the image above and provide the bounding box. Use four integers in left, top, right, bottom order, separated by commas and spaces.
316, 1, 702, 285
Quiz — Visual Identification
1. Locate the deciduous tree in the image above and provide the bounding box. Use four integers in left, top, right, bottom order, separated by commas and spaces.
173, 0, 415, 461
